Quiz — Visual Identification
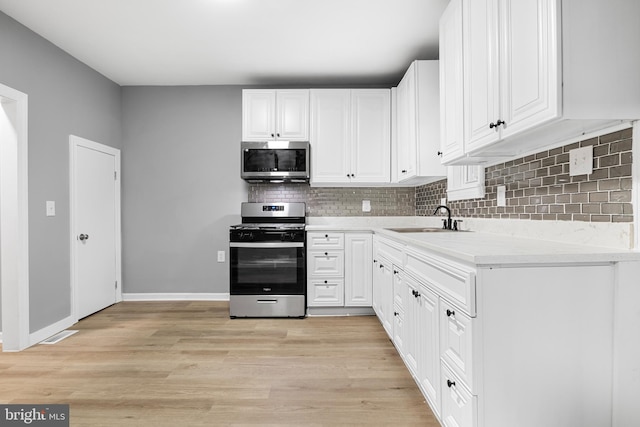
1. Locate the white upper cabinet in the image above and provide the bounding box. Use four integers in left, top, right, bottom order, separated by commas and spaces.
310, 89, 391, 186
464, 0, 559, 154
440, 0, 485, 203
242, 89, 309, 141
395, 60, 446, 185
447, 165, 485, 202
439, 0, 465, 164
440, 0, 640, 164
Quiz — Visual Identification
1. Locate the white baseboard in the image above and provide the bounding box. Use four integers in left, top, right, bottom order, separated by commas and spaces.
122, 293, 230, 302
29, 314, 76, 346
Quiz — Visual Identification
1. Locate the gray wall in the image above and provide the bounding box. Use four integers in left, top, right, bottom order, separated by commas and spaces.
121, 86, 247, 294
0, 12, 122, 332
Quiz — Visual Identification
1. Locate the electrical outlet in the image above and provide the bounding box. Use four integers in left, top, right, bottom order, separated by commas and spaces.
362, 200, 371, 212
217, 250, 225, 263
569, 146, 593, 176
46, 201, 56, 217
497, 186, 506, 207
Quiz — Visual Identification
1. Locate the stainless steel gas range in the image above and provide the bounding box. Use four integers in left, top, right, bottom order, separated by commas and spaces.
229, 202, 306, 318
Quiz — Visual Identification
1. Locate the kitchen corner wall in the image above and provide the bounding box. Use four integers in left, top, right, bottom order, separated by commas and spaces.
121, 86, 247, 295
417, 127, 634, 222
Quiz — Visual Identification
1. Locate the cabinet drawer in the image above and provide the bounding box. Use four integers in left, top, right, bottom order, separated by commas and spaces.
405, 247, 476, 316
375, 236, 404, 266
441, 361, 477, 427
307, 232, 344, 249
308, 251, 344, 276
440, 299, 475, 393
308, 278, 344, 306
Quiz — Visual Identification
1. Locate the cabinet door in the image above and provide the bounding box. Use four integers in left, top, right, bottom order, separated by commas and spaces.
403, 276, 420, 377
441, 362, 477, 427
310, 90, 351, 184
344, 233, 373, 306
463, 0, 501, 152
440, 299, 475, 392
447, 165, 486, 202
499, 0, 559, 138
276, 90, 310, 141
396, 69, 414, 180
351, 90, 391, 183
379, 261, 394, 337
439, 0, 465, 163
417, 285, 441, 417
372, 259, 383, 317
393, 308, 405, 358
242, 90, 276, 141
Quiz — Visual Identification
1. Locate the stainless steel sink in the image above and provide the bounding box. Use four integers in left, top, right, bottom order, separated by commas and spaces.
384, 227, 454, 233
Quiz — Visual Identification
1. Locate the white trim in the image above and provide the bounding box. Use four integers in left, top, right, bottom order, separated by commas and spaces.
69, 135, 123, 323
122, 293, 230, 302
633, 121, 639, 251
29, 314, 76, 346
0, 83, 30, 352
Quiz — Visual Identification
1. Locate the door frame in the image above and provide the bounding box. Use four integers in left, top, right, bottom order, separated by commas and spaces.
69, 135, 122, 321
0, 83, 30, 352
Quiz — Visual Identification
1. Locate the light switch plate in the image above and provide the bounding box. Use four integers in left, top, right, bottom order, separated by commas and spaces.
46, 200, 56, 217
362, 200, 371, 213
217, 251, 225, 263
569, 146, 593, 176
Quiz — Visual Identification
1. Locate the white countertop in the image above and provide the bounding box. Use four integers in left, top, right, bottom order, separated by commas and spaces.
306, 217, 640, 266
374, 228, 640, 265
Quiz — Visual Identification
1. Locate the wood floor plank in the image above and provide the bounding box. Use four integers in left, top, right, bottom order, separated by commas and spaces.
0, 301, 439, 426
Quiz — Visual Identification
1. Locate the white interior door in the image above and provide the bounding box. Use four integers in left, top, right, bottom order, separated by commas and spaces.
71, 136, 121, 319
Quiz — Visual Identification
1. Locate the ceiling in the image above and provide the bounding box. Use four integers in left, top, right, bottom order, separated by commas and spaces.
0, 0, 449, 86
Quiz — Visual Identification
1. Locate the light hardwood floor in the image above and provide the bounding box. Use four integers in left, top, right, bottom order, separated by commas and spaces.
0, 302, 439, 426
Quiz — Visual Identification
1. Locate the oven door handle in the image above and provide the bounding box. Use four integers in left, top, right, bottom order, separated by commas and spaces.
229, 242, 304, 248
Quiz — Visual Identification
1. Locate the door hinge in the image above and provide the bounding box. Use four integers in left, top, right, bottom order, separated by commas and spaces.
115, 280, 118, 289
114, 171, 117, 180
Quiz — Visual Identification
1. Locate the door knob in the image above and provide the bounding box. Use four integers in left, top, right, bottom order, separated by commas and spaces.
79, 233, 89, 241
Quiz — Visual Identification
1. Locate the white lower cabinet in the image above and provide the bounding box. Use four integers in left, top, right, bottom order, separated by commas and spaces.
372, 256, 394, 337
440, 298, 474, 392
416, 283, 441, 416
307, 232, 372, 310
373, 234, 621, 427
441, 361, 477, 427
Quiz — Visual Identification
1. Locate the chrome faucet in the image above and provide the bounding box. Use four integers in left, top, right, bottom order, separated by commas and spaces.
433, 205, 452, 230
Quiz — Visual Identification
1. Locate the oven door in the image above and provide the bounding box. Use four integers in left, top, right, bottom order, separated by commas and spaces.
229, 242, 305, 295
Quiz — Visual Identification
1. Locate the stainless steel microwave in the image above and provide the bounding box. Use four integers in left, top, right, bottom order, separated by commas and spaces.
241, 141, 310, 183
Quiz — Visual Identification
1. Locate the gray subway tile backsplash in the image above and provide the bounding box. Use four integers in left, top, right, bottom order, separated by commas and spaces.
248, 128, 633, 223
